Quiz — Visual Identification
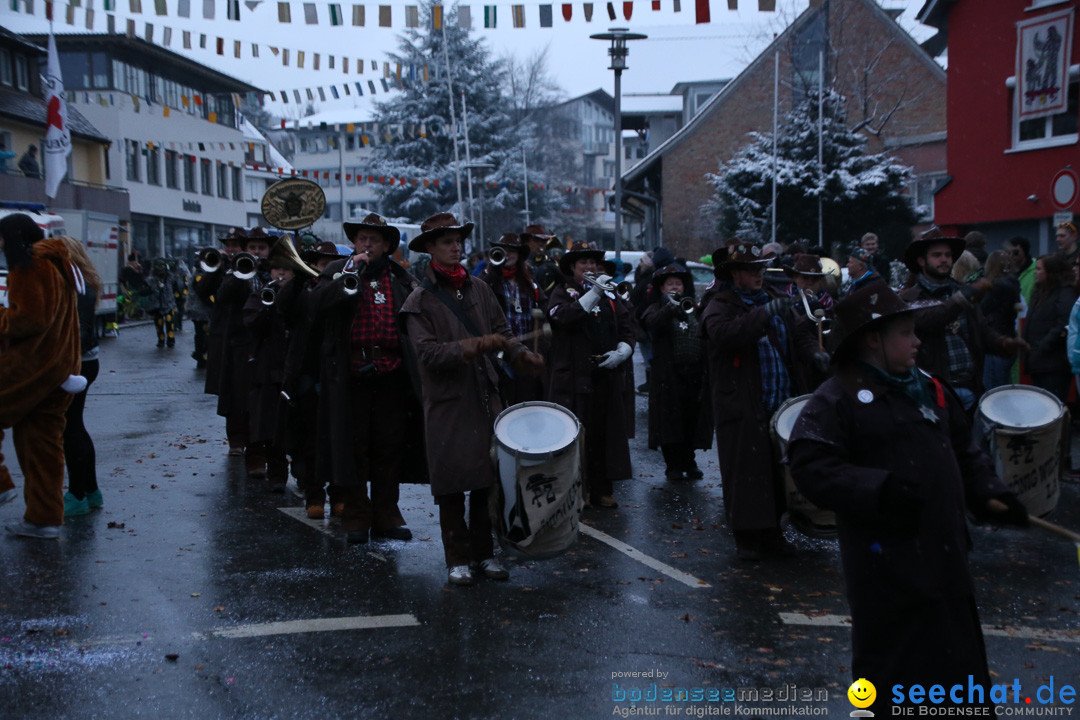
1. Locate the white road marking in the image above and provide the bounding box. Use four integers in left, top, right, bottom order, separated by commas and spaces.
779, 613, 1080, 643
278, 506, 334, 535
199, 614, 421, 639
578, 523, 711, 589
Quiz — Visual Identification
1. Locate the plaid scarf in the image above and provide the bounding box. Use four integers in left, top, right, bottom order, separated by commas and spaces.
736, 288, 790, 414
499, 277, 534, 337
917, 274, 975, 385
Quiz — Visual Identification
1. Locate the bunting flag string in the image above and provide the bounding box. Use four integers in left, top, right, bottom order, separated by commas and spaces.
27, 0, 775, 38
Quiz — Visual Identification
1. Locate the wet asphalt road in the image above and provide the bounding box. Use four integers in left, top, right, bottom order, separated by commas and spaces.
0, 322, 1078, 720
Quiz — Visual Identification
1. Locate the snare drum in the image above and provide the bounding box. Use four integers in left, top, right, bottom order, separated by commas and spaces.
975, 385, 1064, 518
492, 401, 584, 559
770, 394, 837, 538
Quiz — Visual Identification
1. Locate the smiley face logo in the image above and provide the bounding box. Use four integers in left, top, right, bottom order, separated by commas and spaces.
848, 678, 876, 709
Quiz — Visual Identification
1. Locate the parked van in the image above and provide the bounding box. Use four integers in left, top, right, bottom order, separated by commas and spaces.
0, 203, 67, 306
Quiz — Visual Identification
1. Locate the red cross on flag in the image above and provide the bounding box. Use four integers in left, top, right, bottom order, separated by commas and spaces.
44, 31, 71, 199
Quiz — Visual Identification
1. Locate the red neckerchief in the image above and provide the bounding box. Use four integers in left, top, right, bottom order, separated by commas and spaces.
501, 265, 518, 279
431, 260, 467, 290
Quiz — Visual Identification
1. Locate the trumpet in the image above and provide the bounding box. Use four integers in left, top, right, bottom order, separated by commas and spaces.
333, 259, 367, 295
198, 247, 225, 273
232, 252, 259, 281
666, 292, 696, 315
488, 246, 507, 267
582, 272, 632, 301
260, 281, 279, 306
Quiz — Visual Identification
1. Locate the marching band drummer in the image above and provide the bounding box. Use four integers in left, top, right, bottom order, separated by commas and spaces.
401, 212, 545, 586
546, 241, 636, 510
700, 242, 825, 562
478, 232, 547, 405
787, 284, 1029, 716
641, 263, 711, 483
308, 214, 421, 545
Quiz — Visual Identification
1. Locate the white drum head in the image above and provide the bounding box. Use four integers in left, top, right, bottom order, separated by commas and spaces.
773, 395, 811, 442
494, 402, 579, 455
979, 386, 1063, 428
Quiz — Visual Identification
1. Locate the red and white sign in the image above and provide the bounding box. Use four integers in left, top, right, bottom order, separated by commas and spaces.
1051, 168, 1079, 210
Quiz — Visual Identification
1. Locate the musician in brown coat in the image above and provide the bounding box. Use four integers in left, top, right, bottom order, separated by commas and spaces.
401, 213, 544, 586
700, 242, 823, 561
546, 241, 636, 509
309, 214, 422, 543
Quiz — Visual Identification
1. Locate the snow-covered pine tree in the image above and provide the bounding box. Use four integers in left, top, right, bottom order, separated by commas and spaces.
372, 1, 566, 242
704, 89, 917, 251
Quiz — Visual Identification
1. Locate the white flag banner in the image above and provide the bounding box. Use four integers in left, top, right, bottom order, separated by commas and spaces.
1016, 7, 1074, 122
43, 32, 72, 199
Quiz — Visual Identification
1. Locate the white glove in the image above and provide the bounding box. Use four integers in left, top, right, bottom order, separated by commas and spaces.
597, 341, 633, 370
578, 284, 605, 313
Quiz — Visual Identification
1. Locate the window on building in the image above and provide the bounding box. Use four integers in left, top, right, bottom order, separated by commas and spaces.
146, 145, 161, 185
14, 54, 29, 91
245, 177, 262, 202
91, 52, 109, 89
603, 161, 615, 178
232, 167, 242, 201
347, 201, 365, 218
346, 134, 356, 151
126, 140, 141, 182
0, 49, 12, 86
791, 8, 827, 106
911, 173, 947, 223
165, 150, 179, 189
60, 51, 88, 88
1009, 66, 1079, 151
183, 154, 196, 192
216, 162, 228, 198
201, 160, 213, 196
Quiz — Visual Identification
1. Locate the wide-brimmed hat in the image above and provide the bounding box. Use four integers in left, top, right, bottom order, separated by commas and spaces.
218, 227, 249, 248
492, 232, 527, 252
783, 253, 828, 278
342, 213, 401, 253
650, 263, 694, 293
521, 224, 556, 244
302, 240, 346, 264
408, 212, 474, 253
830, 284, 939, 358
721, 241, 769, 269
558, 240, 604, 275
903, 226, 966, 275
244, 227, 275, 247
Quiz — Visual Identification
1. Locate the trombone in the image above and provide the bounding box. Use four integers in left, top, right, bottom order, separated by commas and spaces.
582, 272, 632, 301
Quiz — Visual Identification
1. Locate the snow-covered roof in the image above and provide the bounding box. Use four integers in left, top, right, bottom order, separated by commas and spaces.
294, 99, 388, 128
622, 94, 683, 115
239, 115, 294, 172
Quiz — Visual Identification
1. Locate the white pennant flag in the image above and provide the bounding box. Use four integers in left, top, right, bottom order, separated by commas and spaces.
43, 32, 71, 199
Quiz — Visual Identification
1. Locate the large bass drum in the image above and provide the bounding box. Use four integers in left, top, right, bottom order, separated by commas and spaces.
770, 394, 837, 538
975, 385, 1064, 518
492, 402, 584, 559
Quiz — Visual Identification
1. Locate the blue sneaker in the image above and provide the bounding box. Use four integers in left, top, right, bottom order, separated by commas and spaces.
86, 489, 104, 509
64, 492, 89, 517
0, 488, 17, 507
5, 520, 60, 540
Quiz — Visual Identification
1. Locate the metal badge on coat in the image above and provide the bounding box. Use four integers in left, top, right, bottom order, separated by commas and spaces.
857, 389, 874, 404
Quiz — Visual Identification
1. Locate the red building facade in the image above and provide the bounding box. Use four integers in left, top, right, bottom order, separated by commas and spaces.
920, 0, 1079, 253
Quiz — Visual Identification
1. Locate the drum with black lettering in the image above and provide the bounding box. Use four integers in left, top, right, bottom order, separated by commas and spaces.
975, 385, 1064, 518
492, 401, 583, 559
771, 394, 837, 538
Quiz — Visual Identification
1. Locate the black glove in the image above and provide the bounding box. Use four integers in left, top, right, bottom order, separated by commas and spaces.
987, 493, 1030, 528
812, 352, 831, 373
763, 297, 787, 317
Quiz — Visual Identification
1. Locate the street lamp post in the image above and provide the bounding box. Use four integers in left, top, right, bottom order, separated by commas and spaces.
591, 27, 646, 265
463, 161, 495, 252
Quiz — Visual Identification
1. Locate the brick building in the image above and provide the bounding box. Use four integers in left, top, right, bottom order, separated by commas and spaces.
622, 0, 947, 262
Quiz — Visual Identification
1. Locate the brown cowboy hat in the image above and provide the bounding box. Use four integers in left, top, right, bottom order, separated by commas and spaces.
492, 232, 527, 251
408, 212, 474, 253
558, 240, 605, 275
218, 227, 249, 248
720, 241, 769, 269
782, 253, 828, 278
342, 213, 401, 253
305, 240, 347, 263
903, 227, 966, 275
521, 224, 557, 244
650, 263, 694, 294
829, 284, 939, 358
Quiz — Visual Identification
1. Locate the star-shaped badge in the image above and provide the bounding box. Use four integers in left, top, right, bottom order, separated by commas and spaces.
919, 406, 938, 422
678, 321, 689, 331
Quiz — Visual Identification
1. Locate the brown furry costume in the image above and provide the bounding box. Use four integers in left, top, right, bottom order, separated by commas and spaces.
0, 238, 81, 526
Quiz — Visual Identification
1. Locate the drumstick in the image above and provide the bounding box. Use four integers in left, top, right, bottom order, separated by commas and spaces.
987, 498, 1080, 565
516, 324, 552, 345
814, 309, 825, 354
531, 308, 544, 354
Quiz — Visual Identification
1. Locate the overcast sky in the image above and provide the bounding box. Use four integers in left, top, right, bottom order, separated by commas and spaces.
2, 0, 934, 117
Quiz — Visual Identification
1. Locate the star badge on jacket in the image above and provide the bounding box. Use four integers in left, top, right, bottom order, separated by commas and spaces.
920, 405, 939, 422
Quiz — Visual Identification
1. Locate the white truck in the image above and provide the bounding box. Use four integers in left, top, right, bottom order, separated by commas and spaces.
0, 203, 121, 323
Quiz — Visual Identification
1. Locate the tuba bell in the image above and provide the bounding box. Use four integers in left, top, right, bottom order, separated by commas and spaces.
267, 233, 318, 280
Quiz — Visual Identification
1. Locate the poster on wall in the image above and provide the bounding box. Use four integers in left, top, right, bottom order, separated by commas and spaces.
1016, 7, 1074, 121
